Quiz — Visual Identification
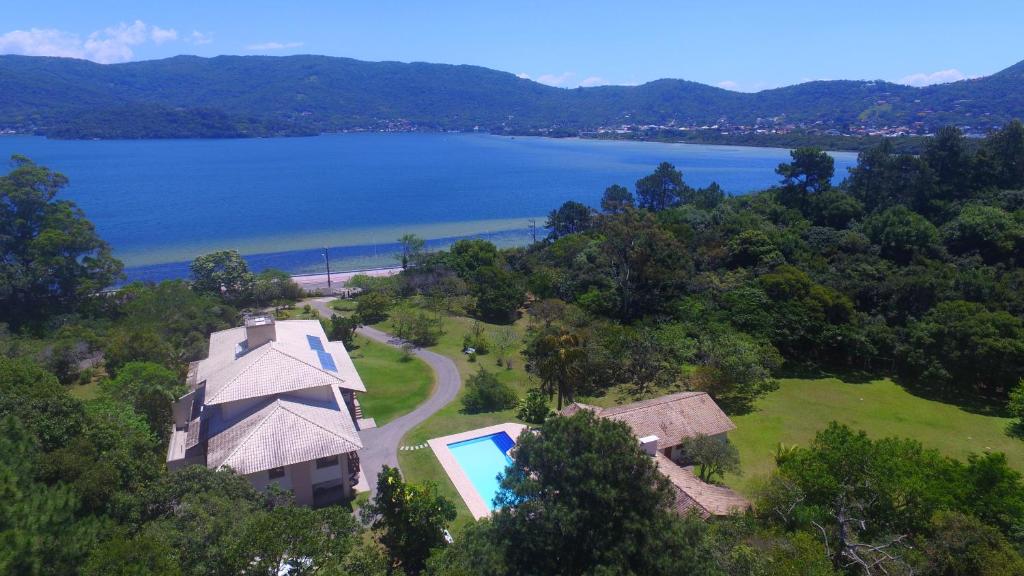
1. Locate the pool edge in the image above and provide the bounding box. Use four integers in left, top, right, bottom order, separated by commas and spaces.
427, 422, 527, 520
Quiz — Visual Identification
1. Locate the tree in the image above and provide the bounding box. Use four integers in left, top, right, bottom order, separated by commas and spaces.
0, 416, 100, 575
692, 327, 781, 415
1010, 379, 1024, 434
82, 531, 183, 576
678, 433, 740, 482
516, 388, 552, 424
361, 466, 456, 575
0, 357, 85, 452
446, 239, 499, 279
472, 266, 524, 324
397, 233, 427, 270
983, 118, 1024, 190
252, 268, 303, 307
902, 300, 1024, 396
527, 329, 586, 410
329, 313, 359, 349
775, 147, 834, 209
100, 361, 185, 436
922, 511, 1024, 576
355, 291, 391, 324
860, 205, 941, 264
492, 410, 716, 576
941, 203, 1023, 263
226, 505, 362, 575
545, 200, 595, 239
104, 281, 237, 373
599, 208, 690, 320
0, 155, 123, 325
462, 368, 518, 413
189, 250, 254, 304
635, 161, 689, 211
924, 125, 974, 201
684, 181, 726, 210
600, 184, 634, 213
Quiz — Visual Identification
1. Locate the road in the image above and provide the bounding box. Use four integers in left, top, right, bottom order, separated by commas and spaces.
306, 298, 462, 496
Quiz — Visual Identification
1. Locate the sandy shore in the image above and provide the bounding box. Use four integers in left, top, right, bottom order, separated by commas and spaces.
291, 266, 402, 288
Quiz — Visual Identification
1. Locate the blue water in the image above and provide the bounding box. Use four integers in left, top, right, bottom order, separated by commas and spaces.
448, 432, 515, 511
0, 133, 858, 281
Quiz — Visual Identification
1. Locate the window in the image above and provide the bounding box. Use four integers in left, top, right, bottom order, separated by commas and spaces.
316, 455, 339, 469
268, 466, 285, 480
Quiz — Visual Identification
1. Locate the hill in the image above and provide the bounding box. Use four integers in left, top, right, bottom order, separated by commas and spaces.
1, 54, 1022, 138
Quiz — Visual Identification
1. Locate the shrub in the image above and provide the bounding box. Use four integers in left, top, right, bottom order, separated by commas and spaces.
517, 388, 552, 424
356, 292, 391, 324
462, 368, 518, 414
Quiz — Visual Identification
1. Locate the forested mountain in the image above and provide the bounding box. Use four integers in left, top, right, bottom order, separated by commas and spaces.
1, 54, 1023, 138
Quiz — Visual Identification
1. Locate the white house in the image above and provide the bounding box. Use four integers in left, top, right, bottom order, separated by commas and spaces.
167, 315, 366, 506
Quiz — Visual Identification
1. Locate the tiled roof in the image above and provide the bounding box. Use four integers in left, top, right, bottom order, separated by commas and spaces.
206, 396, 362, 475
202, 341, 352, 405
196, 320, 366, 406
561, 392, 735, 449
654, 453, 749, 517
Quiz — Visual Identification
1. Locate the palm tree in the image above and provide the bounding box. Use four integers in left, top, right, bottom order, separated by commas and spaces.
535, 331, 586, 410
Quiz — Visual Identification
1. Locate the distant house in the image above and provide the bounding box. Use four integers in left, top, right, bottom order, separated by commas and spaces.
167, 315, 366, 506
561, 391, 749, 518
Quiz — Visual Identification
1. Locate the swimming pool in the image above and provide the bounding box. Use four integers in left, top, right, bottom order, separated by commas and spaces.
447, 432, 516, 511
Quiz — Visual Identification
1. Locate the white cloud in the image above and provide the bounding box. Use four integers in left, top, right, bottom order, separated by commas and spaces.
515, 72, 530, 79
0, 28, 86, 59
188, 30, 213, 45
151, 26, 178, 44
83, 20, 148, 63
0, 20, 182, 64
578, 76, 608, 87
717, 80, 738, 90
535, 72, 576, 87
898, 68, 968, 87
245, 41, 303, 51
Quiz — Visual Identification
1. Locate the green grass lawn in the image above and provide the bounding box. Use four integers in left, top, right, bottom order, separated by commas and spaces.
726, 377, 1024, 496
374, 306, 537, 529
330, 299, 359, 314
349, 336, 434, 426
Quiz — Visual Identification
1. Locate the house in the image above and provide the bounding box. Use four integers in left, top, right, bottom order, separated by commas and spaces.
560, 391, 749, 518
167, 315, 366, 506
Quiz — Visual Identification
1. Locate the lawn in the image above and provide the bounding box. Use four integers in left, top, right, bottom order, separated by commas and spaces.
373, 306, 537, 529
726, 377, 1024, 496
349, 336, 434, 426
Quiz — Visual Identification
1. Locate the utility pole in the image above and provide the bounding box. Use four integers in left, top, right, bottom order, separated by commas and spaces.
323, 247, 332, 290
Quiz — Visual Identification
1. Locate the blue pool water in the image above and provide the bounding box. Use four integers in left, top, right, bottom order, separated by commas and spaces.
448, 432, 516, 511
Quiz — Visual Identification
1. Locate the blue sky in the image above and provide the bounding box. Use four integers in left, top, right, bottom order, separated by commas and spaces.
2, 0, 1022, 91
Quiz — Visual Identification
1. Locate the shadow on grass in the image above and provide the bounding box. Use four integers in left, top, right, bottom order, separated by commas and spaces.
776, 363, 1014, 418
1008, 422, 1024, 440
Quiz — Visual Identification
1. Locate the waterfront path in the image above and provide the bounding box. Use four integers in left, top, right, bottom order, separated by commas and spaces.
306, 298, 462, 497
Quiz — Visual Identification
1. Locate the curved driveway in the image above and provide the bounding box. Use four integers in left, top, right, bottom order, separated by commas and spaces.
307, 299, 461, 496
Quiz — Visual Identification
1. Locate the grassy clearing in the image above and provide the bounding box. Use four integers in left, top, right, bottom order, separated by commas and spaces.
330, 299, 359, 314
68, 379, 101, 401
726, 377, 1024, 496
349, 336, 434, 426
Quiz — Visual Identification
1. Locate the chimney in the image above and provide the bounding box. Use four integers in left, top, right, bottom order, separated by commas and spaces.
245, 314, 277, 349
638, 435, 659, 456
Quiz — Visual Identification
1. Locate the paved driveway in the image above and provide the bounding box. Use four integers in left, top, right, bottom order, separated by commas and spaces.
306, 299, 462, 496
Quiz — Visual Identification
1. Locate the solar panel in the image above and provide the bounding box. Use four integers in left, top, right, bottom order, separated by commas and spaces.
306, 335, 325, 351
316, 350, 338, 372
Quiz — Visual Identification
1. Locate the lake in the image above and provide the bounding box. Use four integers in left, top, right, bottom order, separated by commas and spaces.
0, 133, 857, 281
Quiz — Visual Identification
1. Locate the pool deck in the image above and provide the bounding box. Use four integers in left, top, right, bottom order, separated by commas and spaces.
428, 422, 527, 519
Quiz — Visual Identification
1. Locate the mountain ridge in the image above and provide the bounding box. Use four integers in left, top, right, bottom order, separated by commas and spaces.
1, 53, 1022, 139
